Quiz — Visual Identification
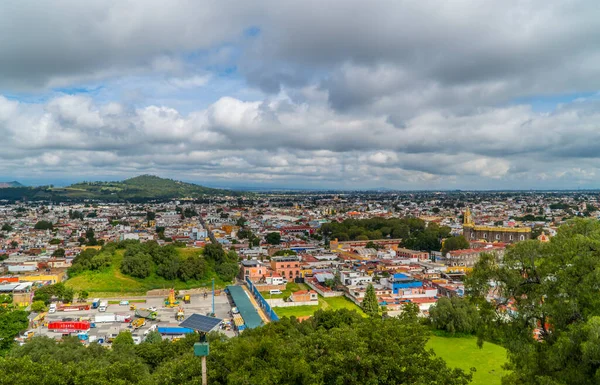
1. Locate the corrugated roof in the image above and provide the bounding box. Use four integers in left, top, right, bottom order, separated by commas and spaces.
227, 285, 263, 329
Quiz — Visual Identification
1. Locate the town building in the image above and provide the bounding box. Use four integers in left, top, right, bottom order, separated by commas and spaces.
462, 208, 531, 243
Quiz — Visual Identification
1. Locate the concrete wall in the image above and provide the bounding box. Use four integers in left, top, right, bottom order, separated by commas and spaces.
267, 298, 319, 307
253, 284, 286, 292
305, 280, 344, 298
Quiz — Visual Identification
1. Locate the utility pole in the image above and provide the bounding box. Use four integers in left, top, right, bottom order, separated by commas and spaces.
212, 278, 215, 316
194, 337, 209, 385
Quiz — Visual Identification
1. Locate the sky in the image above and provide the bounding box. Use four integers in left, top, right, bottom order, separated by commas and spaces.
2, 1, 600, 190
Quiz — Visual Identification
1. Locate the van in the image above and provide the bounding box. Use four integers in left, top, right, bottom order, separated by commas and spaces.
49, 304, 57, 313
269, 289, 282, 295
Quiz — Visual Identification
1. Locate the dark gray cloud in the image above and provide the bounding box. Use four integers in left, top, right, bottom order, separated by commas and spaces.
2, 1, 600, 188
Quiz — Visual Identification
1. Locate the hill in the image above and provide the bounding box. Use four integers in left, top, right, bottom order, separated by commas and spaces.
0, 181, 23, 188
0, 175, 241, 201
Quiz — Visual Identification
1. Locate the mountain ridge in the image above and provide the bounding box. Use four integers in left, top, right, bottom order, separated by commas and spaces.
0, 175, 241, 201
0, 181, 23, 188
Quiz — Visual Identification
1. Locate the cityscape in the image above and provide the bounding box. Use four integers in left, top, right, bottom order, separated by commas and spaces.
2, 1, 600, 385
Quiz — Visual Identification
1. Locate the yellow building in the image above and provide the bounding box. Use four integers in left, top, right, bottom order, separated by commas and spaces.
463, 208, 531, 243
19, 272, 65, 285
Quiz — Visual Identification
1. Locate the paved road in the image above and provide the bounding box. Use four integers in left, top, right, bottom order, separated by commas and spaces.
33, 293, 236, 342
197, 209, 217, 244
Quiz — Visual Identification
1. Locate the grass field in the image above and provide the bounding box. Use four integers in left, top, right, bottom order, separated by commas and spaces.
427, 335, 509, 385
260, 282, 308, 299
65, 248, 227, 294
273, 294, 364, 318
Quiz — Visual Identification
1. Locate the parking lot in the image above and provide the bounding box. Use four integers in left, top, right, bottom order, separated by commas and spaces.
33, 292, 236, 343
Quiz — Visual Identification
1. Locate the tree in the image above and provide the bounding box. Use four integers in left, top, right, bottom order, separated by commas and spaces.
178, 256, 205, 281
157, 256, 181, 280
441, 235, 470, 255
236, 217, 246, 227
30, 300, 47, 312
266, 232, 282, 245
215, 262, 239, 282
10, 241, 18, 248
121, 252, 153, 278
144, 330, 162, 344
146, 211, 156, 221
362, 284, 380, 317
273, 249, 297, 256
0, 309, 29, 352
1, 223, 12, 232
51, 248, 65, 258
429, 296, 480, 335
466, 218, 600, 385
78, 290, 89, 302
49, 238, 61, 245
34, 220, 53, 230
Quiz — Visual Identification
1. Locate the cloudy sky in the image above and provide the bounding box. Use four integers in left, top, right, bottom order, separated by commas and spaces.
2, 1, 600, 190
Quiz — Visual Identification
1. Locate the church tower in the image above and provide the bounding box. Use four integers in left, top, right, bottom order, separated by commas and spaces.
463, 207, 474, 227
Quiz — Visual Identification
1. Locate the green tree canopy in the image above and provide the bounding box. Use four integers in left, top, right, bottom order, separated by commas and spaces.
362, 284, 380, 317
429, 296, 480, 335
466, 218, 600, 385
34, 220, 53, 230
0, 310, 473, 385
266, 232, 281, 245
441, 235, 470, 255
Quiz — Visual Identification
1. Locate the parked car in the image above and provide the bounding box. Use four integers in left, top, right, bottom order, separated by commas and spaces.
119, 300, 129, 306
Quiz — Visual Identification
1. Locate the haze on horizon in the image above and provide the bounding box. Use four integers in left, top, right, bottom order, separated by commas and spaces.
1, 1, 600, 190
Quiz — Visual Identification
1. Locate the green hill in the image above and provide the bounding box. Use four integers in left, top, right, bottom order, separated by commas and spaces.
0, 175, 240, 201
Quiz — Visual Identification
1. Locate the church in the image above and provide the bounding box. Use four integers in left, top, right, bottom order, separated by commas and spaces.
462, 208, 531, 244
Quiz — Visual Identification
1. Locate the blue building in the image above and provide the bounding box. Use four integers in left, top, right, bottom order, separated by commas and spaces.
390, 273, 423, 294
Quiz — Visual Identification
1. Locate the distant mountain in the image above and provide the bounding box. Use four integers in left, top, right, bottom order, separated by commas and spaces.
0, 181, 23, 188
0, 175, 242, 201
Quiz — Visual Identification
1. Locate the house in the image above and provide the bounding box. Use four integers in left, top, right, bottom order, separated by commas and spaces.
240, 260, 265, 282
263, 273, 285, 285
340, 271, 372, 286
270, 255, 301, 280
290, 290, 318, 302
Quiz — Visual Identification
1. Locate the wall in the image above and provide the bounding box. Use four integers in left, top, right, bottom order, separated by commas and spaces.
266, 298, 319, 307
305, 280, 344, 298
245, 278, 280, 321
252, 284, 286, 292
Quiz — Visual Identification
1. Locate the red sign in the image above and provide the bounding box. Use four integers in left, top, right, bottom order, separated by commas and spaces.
47, 321, 91, 332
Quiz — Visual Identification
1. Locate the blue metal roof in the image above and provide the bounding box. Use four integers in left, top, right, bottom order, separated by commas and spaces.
227, 285, 263, 329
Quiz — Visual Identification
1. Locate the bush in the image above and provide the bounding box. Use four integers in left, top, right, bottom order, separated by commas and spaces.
30, 301, 47, 312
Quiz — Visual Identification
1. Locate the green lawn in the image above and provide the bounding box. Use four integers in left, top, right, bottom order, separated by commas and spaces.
273, 294, 364, 318
66, 248, 227, 294
260, 282, 308, 299
427, 335, 509, 385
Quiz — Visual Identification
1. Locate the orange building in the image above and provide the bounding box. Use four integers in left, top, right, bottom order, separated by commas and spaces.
270, 256, 301, 280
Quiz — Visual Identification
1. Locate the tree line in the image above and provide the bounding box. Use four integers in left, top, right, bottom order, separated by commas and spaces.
0, 309, 473, 385
320, 217, 457, 252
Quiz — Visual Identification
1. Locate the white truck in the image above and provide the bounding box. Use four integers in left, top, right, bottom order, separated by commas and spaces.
49, 304, 57, 313
94, 313, 117, 323
98, 301, 108, 312
94, 313, 132, 323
